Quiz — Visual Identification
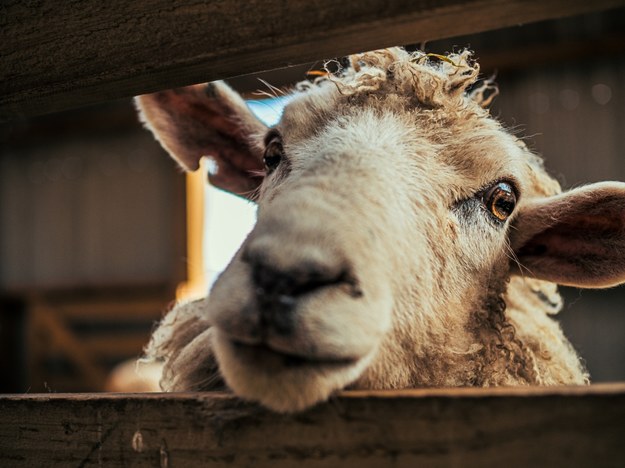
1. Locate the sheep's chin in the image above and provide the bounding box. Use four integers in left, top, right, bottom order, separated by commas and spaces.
212, 330, 373, 413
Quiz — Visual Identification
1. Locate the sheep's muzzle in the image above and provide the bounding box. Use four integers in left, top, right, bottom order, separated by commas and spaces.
205, 188, 394, 411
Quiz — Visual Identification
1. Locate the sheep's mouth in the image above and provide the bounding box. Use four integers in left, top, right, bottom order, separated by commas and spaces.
231, 340, 357, 368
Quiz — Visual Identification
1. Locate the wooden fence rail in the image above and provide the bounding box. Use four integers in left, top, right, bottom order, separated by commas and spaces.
1, 385, 624, 467
2, 0, 625, 121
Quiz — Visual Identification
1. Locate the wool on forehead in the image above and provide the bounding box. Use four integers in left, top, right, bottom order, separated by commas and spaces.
280, 48, 560, 200
323, 48, 487, 108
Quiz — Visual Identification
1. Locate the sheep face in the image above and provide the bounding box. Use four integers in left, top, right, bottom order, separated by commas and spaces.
206, 92, 532, 411
137, 48, 625, 413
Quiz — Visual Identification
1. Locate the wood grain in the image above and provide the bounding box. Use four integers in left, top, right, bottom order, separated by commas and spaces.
1, 385, 624, 466
2, 0, 625, 121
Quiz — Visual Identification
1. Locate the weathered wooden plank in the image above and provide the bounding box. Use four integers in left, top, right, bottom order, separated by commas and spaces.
1, 385, 624, 467
2, 0, 625, 121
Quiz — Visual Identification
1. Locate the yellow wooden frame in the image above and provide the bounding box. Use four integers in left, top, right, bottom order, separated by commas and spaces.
176, 163, 208, 301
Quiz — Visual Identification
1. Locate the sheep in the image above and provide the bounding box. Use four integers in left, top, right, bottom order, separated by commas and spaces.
136, 48, 625, 413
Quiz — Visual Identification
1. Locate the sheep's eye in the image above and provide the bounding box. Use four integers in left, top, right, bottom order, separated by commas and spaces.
263, 137, 284, 173
484, 182, 517, 221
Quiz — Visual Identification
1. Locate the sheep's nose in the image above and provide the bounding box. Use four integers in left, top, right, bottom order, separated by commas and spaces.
243, 224, 351, 301
245, 260, 346, 336
241, 212, 362, 335
251, 262, 344, 299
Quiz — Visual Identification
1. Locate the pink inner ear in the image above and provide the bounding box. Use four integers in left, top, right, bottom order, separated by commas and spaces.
516, 210, 625, 287
519, 213, 625, 257
137, 83, 267, 199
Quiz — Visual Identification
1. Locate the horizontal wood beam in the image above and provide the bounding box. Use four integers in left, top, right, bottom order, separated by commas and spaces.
2, 0, 625, 122
1, 385, 624, 466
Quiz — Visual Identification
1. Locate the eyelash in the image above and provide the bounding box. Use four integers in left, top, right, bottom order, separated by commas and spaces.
263, 132, 284, 174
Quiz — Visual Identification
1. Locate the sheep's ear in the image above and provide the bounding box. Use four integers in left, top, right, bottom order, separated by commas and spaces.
510, 182, 625, 288
135, 82, 267, 199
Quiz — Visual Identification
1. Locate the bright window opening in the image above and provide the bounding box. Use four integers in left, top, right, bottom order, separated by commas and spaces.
203, 96, 290, 288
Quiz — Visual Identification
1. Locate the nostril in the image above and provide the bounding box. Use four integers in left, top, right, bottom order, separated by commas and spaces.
245, 254, 362, 337
250, 261, 359, 299
252, 263, 292, 296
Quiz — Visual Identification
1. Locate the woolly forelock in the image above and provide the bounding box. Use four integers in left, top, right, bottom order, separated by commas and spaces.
319, 48, 487, 110
314, 47, 562, 199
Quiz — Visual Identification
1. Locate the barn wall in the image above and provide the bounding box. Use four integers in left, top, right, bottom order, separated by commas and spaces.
0, 105, 186, 290
491, 59, 625, 381
0, 101, 187, 391
494, 62, 625, 186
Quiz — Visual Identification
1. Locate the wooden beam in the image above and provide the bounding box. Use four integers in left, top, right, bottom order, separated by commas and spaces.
2, 0, 624, 121
1, 385, 624, 466
230, 31, 625, 96
56, 299, 169, 321
82, 335, 150, 358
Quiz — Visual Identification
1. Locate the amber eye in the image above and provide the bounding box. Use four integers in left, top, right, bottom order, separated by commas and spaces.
484, 182, 517, 221
263, 136, 284, 173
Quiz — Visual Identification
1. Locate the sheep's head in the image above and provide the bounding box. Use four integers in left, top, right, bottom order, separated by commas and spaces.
137, 48, 625, 412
